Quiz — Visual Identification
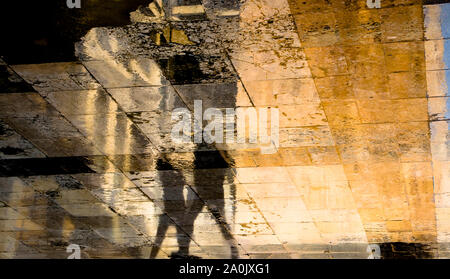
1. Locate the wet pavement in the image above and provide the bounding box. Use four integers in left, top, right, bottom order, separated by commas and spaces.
0, 0, 449, 259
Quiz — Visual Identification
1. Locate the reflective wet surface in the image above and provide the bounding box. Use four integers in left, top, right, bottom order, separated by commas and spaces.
0, 0, 449, 258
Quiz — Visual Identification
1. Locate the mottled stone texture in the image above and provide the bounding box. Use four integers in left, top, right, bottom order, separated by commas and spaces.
0, 0, 449, 259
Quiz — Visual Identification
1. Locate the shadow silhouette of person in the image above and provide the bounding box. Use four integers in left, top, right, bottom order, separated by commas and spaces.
146, 0, 243, 258
74, 0, 245, 259
150, 148, 239, 259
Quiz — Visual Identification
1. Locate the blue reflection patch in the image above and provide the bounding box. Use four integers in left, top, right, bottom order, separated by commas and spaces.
440, 3, 450, 39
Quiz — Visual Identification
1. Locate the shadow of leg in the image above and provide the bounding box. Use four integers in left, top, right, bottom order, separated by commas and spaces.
149, 214, 170, 259
172, 198, 204, 259
150, 157, 187, 258
207, 201, 240, 259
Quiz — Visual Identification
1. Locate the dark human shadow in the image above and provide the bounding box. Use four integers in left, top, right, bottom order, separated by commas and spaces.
150, 148, 238, 259
149, 0, 242, 258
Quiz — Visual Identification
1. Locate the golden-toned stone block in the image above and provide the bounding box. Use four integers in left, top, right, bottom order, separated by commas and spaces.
380, 5, 423, 42
322, 100, 361, 125
294, 12, 338, 48
315, 75, 355, 100
358, 208, 385, 222
386, 220, 413, 232
304, 46, 349, 77
357, 99, 428, 123
388, 71, 427, 99
279, 147, 312, 166
384, 41, 425, 73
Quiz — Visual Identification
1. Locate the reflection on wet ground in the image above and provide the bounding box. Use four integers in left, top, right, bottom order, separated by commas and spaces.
0, 0, 449, 258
